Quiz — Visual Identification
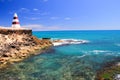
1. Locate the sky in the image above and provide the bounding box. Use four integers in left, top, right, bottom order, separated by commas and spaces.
0, 0, 120, 31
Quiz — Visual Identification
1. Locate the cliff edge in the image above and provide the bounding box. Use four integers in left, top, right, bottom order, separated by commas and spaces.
0, 33, 53, 68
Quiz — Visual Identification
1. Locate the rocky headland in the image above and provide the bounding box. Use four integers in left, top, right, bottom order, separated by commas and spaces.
0, 33, 53, 68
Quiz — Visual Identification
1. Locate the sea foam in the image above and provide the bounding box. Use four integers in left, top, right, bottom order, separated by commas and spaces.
52, 39, 89, 46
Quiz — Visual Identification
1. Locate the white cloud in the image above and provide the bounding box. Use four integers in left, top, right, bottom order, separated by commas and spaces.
64, 17, 71, 20
50, 17, 71, 20
40, 12, 50, 15
33, 8, 39, 11
9, 8, 30, 14
30, 12, 49, 15
0, 26, 5, 27
18, 8, 30, 13
9, 7, 49, 16
50, 17, 59, 20
22, 24, 87, 31
22, 24, 60, 31
1, 24, 120, 31
24, 17, 40, 20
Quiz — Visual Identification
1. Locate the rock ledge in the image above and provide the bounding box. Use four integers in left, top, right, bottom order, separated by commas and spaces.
0, 33, 53, 68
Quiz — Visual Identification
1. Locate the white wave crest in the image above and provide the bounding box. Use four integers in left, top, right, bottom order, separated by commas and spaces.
90, 50, 112, 55
52, 39, 89, 46
81, 50, 112, 55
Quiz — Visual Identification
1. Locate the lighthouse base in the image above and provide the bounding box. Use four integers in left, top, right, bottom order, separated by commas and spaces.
0, 27, 32, 35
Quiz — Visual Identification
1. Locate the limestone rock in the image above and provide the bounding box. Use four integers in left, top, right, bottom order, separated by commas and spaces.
0, 33, 53, 68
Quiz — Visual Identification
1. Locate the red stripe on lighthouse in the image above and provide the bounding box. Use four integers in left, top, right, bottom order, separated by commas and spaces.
12, 13, 21, 28
12, 22, 20, 24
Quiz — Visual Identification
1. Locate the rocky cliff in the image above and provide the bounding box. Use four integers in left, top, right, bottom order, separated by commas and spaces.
0, 33, 53, 68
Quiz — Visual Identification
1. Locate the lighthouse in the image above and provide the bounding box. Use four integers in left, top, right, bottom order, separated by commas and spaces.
12, 13, 21, 28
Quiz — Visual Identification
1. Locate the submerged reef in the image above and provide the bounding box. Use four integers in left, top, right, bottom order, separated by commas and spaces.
96, 59, 120, 80
0, 33, 53, 68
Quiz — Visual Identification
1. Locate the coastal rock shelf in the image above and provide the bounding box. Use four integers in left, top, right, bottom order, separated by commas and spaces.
0, 28, 32, 35
0, 33, 53, 68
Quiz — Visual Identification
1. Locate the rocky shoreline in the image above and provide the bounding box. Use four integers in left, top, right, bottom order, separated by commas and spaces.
0, 33, 53, 68
96, 58, 120, 80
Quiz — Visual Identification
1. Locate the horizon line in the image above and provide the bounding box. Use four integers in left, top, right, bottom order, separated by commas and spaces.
33, 29, 120, 31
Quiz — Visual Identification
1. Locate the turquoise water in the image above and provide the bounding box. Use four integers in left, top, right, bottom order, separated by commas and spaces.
0, 30, 120, 80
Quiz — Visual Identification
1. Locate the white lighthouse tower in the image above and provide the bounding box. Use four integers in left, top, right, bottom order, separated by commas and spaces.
12, 13, 21, 28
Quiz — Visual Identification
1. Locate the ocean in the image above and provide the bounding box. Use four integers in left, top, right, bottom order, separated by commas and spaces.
0, 30, 120, 80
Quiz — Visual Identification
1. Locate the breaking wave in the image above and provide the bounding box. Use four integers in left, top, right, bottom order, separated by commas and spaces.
52, 39, 89, 46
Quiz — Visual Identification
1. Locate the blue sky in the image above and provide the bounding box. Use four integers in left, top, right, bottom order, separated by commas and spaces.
0, 0, 120, 30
